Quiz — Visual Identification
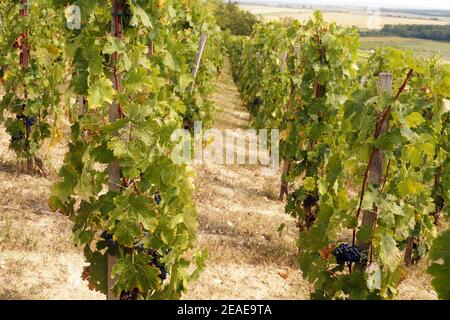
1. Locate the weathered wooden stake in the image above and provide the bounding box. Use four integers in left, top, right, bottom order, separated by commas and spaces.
279, 160, 290, 201
77, 96, 85, 118
404, 236, 415, 266
278, 51, 289, 201
357, 73, 393, 268
106, 0, 123, 300
279, 51, 287, 72
189, 33, 208, 94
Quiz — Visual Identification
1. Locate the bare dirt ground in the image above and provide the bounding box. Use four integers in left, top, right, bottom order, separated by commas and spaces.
0, 126, 104, 299
0, 59, 438, 300
184, 62, 309, 300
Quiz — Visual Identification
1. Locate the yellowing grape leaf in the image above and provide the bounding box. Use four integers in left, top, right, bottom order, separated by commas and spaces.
88, 77, 115, 109
405, 112, 425, 129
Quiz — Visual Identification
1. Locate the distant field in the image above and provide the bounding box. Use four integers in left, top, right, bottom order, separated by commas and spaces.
240, 5, 450, 29
360, 36, 450, 61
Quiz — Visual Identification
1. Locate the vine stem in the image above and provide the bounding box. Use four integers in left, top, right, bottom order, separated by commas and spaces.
278, 51, 289, 202
369, 212, 379, 264
380, 159, 391, 193
351, 147, 376, 245
19, 0, 34, 174
352, 69, 414, 247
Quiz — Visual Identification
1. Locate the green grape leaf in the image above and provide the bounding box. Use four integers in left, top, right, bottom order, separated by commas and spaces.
102, 36, 126, 55
83, 247, 108, 295
367, 264, 381, 291
303, 177, 316, 192
88, 77, 115, 109
108, 193, 158, 247
112, 254, 161, 296
129, 4, 152, 28
405, 112, 425, 129
374, 228, 400, 272
427, 230, 450, 300
374, 130, 403, 151
397, 178, 424, 197
162, 51, 182, 72
188, 250, 208, 283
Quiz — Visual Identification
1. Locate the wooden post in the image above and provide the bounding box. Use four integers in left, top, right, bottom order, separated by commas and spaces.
77, 96, 85, 118
278, 51, 289, 201
189, 33, 207, 94
357, 73, 393, 268
148, 41, 154, 58
279, 160, 290, 201
106, 0, 124, 300
404, 236, 415, 266
279, 51, 287, 72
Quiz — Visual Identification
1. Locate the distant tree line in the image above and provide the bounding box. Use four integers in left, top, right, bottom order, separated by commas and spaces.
383, 9, 450, 18
212, 1, 259, 36
361, 24, 450, 42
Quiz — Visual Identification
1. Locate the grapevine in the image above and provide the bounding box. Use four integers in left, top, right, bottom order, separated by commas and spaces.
0, 0, 448, 301
229, 12, 450, 299
0, 0, 66, 173
49, 0, 222, 300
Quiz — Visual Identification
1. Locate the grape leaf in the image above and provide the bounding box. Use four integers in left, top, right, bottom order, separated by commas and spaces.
87, 77, 115, 109
427, 230, 450, 300
111, 254, 161, 296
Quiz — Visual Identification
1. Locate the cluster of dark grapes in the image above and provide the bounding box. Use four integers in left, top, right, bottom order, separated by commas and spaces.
120, 287, 140, 300
289, 193, 297, 203
332, 243, 361, 265
11, 132, 24, 143
100, 231, 118, 252
154, 194, 161, 205
148, 249, 168, 280
134, 240, 169, 281
249, 97, 263, 114
16, 114, 36, 127
25, 116, 36, 127
435, 195, 445, 212
182, 20, 192, 30
303, 194, 318, 208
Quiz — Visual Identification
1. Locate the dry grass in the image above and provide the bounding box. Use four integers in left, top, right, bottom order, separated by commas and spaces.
0, 128, 104, 299
397, 260, 437, 300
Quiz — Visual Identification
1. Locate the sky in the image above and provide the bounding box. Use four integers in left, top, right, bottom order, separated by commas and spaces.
240, 0, 450, 10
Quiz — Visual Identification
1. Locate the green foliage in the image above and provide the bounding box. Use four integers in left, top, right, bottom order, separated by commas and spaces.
427, 229, 450, 300
0, 0, 66, 164
361, 24, 450, 42
230, 11, 450, 299
214, 1, 258, 36
294, 47, 449, 299
49, 0, 221, 300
